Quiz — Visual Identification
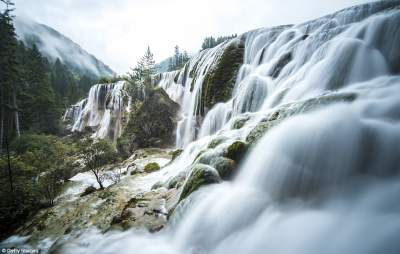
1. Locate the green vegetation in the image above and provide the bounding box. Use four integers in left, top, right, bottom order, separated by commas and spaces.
223, 141, 248, 163
179, 164, 221, 201
144, 162, 160, 173
155, 45, 190, 73
168, 45, 190, 71
201, 34, 237, 50
201, 41, 244, 112
124, 46, 156, 104
0, 134, 80, 237
80, 138, 118, 189
117, 88, 179, 157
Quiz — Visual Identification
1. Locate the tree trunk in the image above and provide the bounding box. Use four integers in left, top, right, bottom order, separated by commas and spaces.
93, 170, 104, 189
0, 86, 4, 154
5, 132, 13, 193
0, 107, 4, 154
12, 87, 20, 138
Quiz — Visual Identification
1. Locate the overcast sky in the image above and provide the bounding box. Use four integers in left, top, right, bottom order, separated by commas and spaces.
14, 0, 371, 74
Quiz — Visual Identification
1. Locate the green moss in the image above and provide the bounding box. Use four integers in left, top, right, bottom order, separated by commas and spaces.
144, 162, 160, 173
245, 92, 357, 144
210, 157, 237, 180
170, 149, 183, 160
246, 120, 280, 144
201, 41, 244, 112
117, 88, 180, 155
207, 136, 227, 149
193, 149, 206, 162
232, 116, 250, 129
167, 173, 186, 189
179, 164, 221, 201
98, 190, 116, 200
223, 141, 248, 163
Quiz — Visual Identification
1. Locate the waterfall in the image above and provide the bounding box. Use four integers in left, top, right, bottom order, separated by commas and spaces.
155, 41, 239, 148
64, 81, 130, 141
29, 1, 400, 253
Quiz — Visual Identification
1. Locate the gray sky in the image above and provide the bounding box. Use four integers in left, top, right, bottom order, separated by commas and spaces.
14, 0, 371, 74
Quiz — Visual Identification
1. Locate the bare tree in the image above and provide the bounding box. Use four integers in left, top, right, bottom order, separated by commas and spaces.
81, 138, 117, 189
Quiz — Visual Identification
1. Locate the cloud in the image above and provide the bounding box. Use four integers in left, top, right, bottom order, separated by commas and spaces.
13, 0, 372, 74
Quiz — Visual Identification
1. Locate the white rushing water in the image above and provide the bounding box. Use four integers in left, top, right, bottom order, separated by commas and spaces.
63, 81, 130, 141
10, 1, 400, 253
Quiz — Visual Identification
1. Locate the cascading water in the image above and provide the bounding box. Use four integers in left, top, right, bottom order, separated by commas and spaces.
155, 41, 240, 148
22, 1, 400, 253
64, 81, 130, 141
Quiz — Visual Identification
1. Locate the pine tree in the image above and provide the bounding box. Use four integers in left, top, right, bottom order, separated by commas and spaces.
0, 0, 18, 192
18, 44, 61, 134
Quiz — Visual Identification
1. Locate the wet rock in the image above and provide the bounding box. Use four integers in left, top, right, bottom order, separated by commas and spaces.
201, 40, 245, 112
110, 191, 169, 232
207, 136, 228, 149
246, 120, 281, 144
170, 149, 183, 160
117, 88, 180, 157
144, 162, 161, 173
210, 157, 237, 180
270, 52, 292, 79
223, 141, 248, 163
231, 115, 250, 129
166, 172, 186, 189
179, 164, 221, 201
80, 186, 96, 197
246, 92, 357, 144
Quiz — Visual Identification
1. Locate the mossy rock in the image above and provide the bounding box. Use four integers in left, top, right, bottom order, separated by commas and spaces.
193, 149, 207, 162
117, 88, 180, 155
246, 120, 281, 144
201, 40, 245, 113
179, 164, 221, 201
207, 136, 227, 149
80, 186, 96, 197
170, 149, 183, 160
196, 149, 220, 165
144, 162, 161, 173
223, 141, 248, 163
98, 190, 116, 200
232, 115, 250, 129
245, 92, 357, 144
210, 157, 237, 180
166, 172, 186, 189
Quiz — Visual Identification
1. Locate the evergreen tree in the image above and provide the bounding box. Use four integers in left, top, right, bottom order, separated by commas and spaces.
138, 46, 156, 82
126, 46, 156, 102
0, 0, 18, 192
18, 44, 61, 134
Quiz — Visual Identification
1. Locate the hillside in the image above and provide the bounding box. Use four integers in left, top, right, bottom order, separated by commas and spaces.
14, 17, 115, 78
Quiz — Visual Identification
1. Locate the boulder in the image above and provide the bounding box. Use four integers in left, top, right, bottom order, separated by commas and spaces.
117, 88, 180, 157
170, 149, 183, 161
166, 172, 186, 189
144, 162, 160, 173
223, 141, 248, 163
179, 164, 221, 201
80, 186, 96, 197
210, 157, 237, 180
